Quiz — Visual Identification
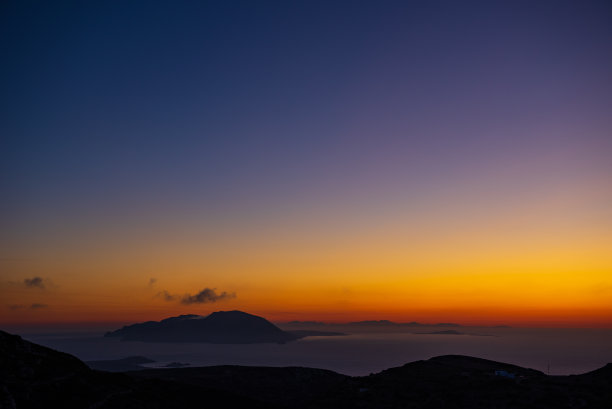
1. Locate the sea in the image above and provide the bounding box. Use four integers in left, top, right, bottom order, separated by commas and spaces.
12, 325, 612, 376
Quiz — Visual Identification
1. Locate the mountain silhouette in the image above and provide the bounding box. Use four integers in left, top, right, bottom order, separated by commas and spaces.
347, 320, 462, 327
0, 330, 265, 409
2, 329, 612, 408
105, 310, 341, 343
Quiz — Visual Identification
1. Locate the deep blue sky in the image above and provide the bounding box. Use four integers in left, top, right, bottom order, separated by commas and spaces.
2, 1, 612, 326
2, 0, 611, 266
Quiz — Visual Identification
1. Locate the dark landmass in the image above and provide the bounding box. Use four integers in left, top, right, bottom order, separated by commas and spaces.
87, 356, 191, 371
86, 356, 155, 372
0, 330, 266, 409
105, 310, 341, 344
347, 320, 462, 327
348, 319, 402, 326
414, 330, 492, 336
417, 330, 465, 335
2, 329, 612, 408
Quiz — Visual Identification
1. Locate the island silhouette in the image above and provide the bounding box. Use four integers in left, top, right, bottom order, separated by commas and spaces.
105, 310, 344, 343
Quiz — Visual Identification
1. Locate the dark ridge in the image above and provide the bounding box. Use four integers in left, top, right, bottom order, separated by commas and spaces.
416, 330, 465, 335
579, 362, 612, 378
0, 330, 268, 409
348, 320, 398, 326
0, 329, 90, 378
105, 310, 300, 344
131, 365, 351, 408
347, 320, 462, 327
2, 330, 612, 408
373, 354, 545, 381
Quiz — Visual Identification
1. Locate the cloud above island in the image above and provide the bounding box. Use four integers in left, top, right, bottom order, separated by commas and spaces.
181, 288, 236, 304
157, 287, 236, 304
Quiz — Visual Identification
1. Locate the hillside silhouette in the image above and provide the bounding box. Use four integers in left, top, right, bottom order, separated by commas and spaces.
2, 329, 612, 408
105, 310, 342, 344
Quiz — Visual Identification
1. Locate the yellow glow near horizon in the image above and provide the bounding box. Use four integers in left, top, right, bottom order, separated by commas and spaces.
2, 155, 611, 328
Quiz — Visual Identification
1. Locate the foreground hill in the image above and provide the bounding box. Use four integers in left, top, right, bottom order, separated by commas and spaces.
3, 329, 612, 408
0, 330, 269, 409
131, 356, 612, 408
105, 310, 342, 343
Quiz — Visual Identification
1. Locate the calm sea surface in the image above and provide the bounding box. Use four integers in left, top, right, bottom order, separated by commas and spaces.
17, 326, 612, 376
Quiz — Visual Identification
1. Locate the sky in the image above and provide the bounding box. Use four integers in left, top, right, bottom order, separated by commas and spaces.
1, 0, 611, 328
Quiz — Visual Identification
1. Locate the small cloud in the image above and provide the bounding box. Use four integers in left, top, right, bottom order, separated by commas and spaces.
6, 303, 47, 310
24, 277, 45, 289
148, 278, 157, 286
157, 288, 236, 304
8, 304, 26, 310
181, 288, 236, 305
156, 290, 178, 302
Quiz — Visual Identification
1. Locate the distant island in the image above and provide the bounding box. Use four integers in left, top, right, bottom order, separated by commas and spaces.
284, 320, 464, 327
105, 310, 344, 344
347, 320, 462, 327
417, 329, 465, 335
87, 356, 190, 371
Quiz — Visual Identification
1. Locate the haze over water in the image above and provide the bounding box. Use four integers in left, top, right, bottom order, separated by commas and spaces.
18, 326, 612, 377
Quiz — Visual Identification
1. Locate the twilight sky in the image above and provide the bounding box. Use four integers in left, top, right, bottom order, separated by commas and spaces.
1, 1, 611, 327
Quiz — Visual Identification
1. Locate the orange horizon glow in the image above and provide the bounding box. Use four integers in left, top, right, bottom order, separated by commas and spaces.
2, 309, 612, 329
3, 0, 612, 337
2, 266, 611, 328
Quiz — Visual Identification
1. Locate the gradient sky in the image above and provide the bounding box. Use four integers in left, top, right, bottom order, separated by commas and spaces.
1, 0, 611, 327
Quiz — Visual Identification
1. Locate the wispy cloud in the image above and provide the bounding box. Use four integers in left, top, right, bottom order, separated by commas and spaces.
7, 304, 25, 310
181, 288, 236, 305
7, 303, 49, 310
158, 287, 236, 304
156, 290, 178, 302
24, 277, 45, 289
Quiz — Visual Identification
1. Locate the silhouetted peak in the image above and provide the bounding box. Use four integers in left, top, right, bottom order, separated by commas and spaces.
1, 330, 261, 408
206, 310, 275, 325
427, 355, 517, 369
582, 362, 612, 378
422, 330, 464, 335
375, 355, 546, 380
160, 314, 203, 323
348, 320, 397, 325
0, 330, 90, 381
207, 310, 259, 319
105, 310, 295, 343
